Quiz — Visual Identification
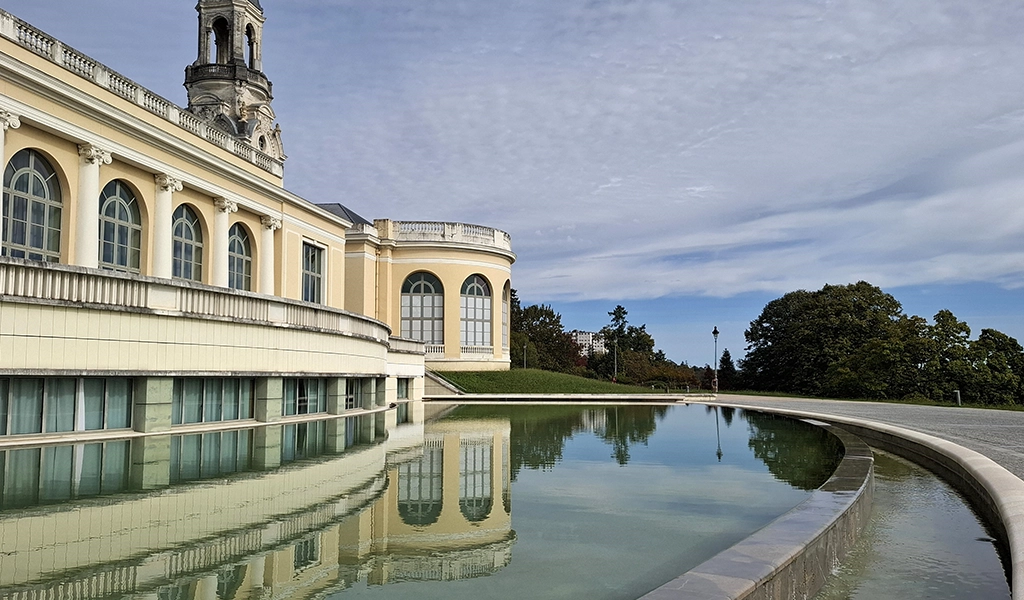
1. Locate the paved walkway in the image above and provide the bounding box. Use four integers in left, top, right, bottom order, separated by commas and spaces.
717, 394, 1024, 481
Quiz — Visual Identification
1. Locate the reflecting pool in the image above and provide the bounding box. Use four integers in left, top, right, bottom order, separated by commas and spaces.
0, 404, 843, 600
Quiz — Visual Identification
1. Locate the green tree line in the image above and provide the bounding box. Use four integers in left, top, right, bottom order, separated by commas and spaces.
741, 281, 1024, 405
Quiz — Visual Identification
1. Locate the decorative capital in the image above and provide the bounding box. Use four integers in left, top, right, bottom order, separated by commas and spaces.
261, 215, 282, 231
78, 144, 112, 165
155, 173, 184, 193
214, 197, 238, 213
0, 110, 20, 132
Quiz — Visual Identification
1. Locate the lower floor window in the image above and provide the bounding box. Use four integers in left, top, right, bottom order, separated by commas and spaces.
282, 421, 326, 462
284, 379, 327, 416
0, 377, 132, 435
172, 378, 254, 425
397, 378, 410, 400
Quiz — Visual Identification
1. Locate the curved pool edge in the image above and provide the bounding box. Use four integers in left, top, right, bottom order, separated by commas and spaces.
637, 420, 873, 600
710, 401, 1023, 600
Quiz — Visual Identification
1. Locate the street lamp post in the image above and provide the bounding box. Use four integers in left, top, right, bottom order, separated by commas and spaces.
712, 326, 719, 393
523, 341, 528, 369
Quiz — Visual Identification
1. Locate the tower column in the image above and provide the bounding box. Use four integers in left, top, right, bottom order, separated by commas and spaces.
212, 197, 237, 287
259, 215, 280, 295
74, 144, 112, 268
153, 174, 182, 279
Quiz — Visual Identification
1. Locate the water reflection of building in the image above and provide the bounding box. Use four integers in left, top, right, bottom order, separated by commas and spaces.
0, 411, 513, 599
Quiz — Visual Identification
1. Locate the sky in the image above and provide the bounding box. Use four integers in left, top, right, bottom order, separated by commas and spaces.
6, 0, 1024, 365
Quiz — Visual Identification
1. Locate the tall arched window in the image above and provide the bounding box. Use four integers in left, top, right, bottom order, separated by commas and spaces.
401, 272, 444, 344
2, 149, 62, 262
98, 180, 141, 273
227, 223, 252, 291
172, 205, 203, 282
461, 275, 491, 348
502, 282, 510, 351
211, 18, 231, 64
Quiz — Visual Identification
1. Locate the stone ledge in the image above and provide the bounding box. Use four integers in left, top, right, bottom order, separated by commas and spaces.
713, 402, 1024, 600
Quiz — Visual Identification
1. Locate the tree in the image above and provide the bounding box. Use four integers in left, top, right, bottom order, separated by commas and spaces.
516, 303, 580, 373
718, 349, 738, 391
743, 282, 904, 396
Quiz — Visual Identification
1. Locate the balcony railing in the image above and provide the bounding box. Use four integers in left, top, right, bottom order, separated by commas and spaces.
392, 222, 513, 253
425, 344, 445, 357
0, 258, 390, 344
460, 345, 494, 357
0, 10, 284, 178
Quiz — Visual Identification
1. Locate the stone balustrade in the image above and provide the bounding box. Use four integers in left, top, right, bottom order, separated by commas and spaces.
0, 10, 284, 178
0, 257, 391, 345
392, 221, 513, 253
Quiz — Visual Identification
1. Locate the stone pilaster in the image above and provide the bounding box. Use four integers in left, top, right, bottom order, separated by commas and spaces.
133, 377, 173, 433
255, 377, 283, 423
0, 111, 20, 256
74, 144, 112, 268
153, 174, 183, 279
259, 215, 281, 295
212, 197, 238, 287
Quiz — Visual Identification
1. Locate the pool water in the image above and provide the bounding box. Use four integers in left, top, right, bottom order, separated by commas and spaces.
0, 404, 843, 599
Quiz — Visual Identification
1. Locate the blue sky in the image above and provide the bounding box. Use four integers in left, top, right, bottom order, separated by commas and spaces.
7, 0, 1024, 365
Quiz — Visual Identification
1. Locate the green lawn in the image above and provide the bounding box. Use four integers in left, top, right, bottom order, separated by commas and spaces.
435, 369, 679, 394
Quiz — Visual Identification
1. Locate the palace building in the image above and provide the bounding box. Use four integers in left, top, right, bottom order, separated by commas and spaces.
0, 0, 513, 455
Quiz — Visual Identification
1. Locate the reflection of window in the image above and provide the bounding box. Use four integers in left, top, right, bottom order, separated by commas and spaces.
461, 275, 492, 347
2, 149, 62, 262
460, 441, 493, 522
169, 429, 253, 483
0, 378, 132, 435
172, 205, 203, 281
171, 378, 254, 425
283, 378, 326, 416
293, 534, 320, 572
398, 446, 443, 526
281, 422, 326, 463
227, 223, 252, 291
401, 272, 444, 344
0, 440, 130, 508
98, 180, 142, 273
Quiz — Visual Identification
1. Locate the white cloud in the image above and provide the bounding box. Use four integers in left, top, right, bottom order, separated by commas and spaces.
9, 0, 1024, 305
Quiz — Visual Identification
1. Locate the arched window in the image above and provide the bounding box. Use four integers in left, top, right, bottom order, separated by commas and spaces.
401, 272, 444, 344
2, 149, 62, 262
502, 282, 510, 350
227, 223, 252, 291
172, 205, 203, 282
98, 180, 141, 273
461, 275, 491, 347
211, 18, 231, 64
245, 24, 257, 69
398, 446, 443, 526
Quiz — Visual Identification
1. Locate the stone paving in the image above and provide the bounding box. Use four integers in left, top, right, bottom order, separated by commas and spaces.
717, 394, 1024, 482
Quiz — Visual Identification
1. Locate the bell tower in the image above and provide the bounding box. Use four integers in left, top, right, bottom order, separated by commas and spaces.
184, 0, 284, 162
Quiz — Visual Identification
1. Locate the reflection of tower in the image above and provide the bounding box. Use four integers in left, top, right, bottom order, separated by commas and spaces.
184, 0, 285, 161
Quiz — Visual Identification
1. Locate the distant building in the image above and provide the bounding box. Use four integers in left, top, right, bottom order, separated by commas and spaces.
570, 330, 607, 355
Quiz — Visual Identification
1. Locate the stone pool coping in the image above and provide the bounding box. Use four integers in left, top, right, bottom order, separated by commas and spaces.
712, 401, 1024, 600
636, 420, 873, 600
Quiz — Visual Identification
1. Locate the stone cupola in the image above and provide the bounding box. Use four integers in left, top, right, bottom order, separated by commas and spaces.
184, 0, 284, 162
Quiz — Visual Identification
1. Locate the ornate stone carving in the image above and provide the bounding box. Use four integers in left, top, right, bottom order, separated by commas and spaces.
155, 173, 184, 192
214, 197, 239, 213
0, 110, 21, 132
78, 144, 112, 165
261, 215, 282, 231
